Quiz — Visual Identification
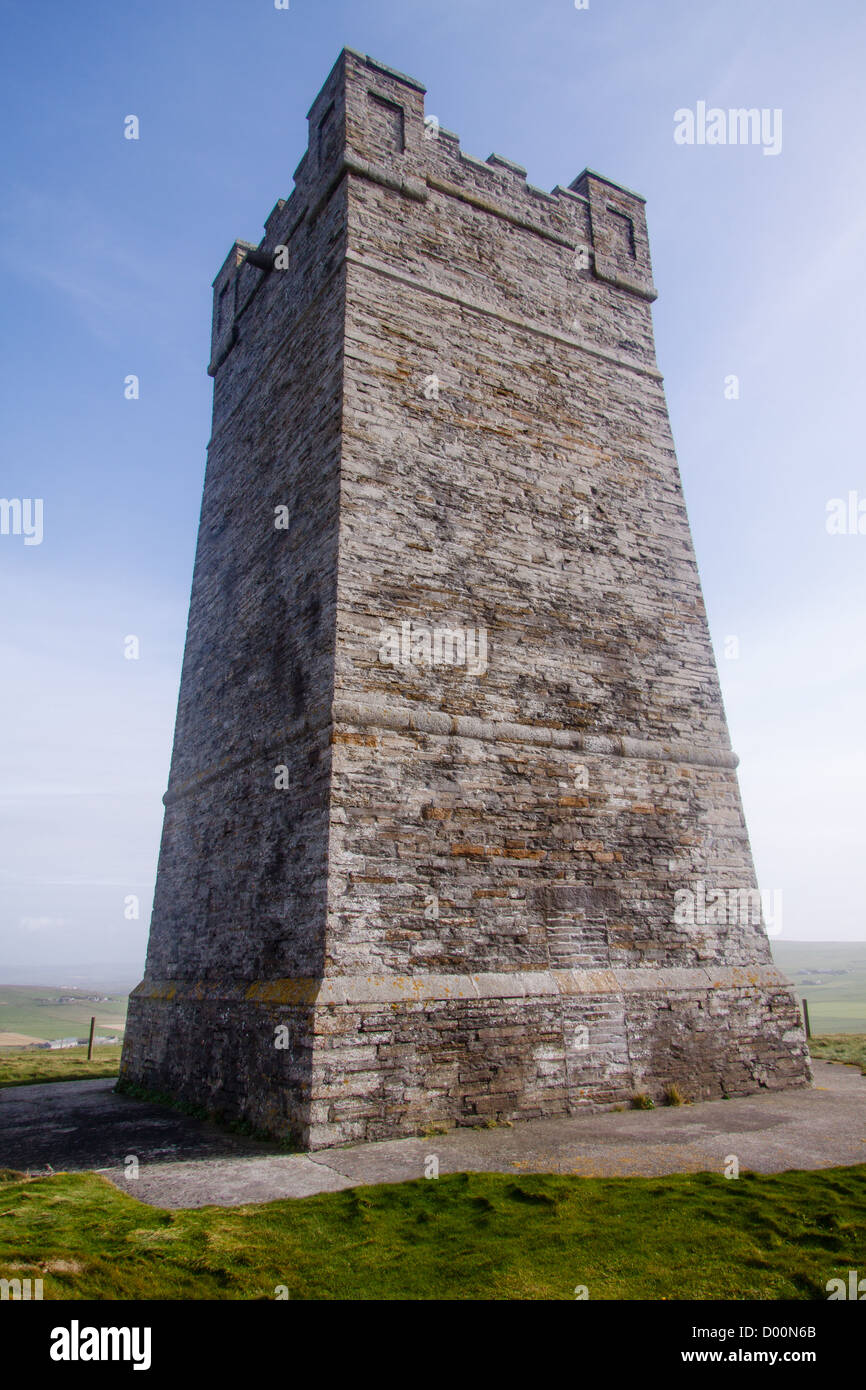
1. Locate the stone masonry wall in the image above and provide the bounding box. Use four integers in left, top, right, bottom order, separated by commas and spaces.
318, 49, 809, 1142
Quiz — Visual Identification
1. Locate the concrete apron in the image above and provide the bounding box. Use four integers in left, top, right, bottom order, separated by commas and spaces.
91, 1059, 866, 1208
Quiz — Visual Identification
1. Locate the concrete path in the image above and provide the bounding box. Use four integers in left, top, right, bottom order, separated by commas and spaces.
1, 1062, 864, 1208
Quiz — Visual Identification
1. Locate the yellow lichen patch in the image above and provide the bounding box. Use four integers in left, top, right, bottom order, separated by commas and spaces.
141, 984, 177, 1001
246, 979, 318, 1005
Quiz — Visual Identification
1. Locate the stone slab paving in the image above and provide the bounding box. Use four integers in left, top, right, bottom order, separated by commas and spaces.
2, 1062, 864, 1209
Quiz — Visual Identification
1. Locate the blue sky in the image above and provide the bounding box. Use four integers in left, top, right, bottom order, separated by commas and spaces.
1, 0, 864, 984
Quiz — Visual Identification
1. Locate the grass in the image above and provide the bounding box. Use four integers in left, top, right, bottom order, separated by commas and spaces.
0, 1045, 123, 1089
808, 1034, 866, 1075
0, 1164, 864, 1300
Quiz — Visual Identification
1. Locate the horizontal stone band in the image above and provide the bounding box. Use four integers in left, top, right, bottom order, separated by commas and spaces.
132, 965, 790, 1009
162, 699, 739, 806
333, 697, 740, 770
345, 250, 663, 381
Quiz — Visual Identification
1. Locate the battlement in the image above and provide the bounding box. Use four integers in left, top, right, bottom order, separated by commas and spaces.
209, 49, 657, 377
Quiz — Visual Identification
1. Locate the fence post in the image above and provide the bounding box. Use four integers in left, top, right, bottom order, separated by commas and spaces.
87, 1016, 96, 1061
802, 998, 812, 1039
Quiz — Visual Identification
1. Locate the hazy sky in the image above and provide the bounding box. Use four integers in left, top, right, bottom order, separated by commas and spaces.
1, 0, 864, 984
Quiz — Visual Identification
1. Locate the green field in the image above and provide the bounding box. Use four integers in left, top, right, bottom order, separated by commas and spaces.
771, 942, 866, 1033
0, 986, 128, 1045
0, 1164, 863, 1300
0, 1045, 123, 1088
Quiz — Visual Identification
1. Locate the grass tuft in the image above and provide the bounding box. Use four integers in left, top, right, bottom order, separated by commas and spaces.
631, 1092, 655, 1110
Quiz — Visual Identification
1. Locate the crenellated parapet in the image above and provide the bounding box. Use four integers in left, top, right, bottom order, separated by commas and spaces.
209, 48, 657, 385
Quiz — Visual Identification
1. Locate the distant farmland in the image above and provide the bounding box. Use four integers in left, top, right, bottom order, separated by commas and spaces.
0, 986, 128, 1046
772, 941, 866, 1033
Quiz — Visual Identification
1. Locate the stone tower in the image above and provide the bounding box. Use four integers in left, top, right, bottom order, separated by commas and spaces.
120, 49, 811, 1148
